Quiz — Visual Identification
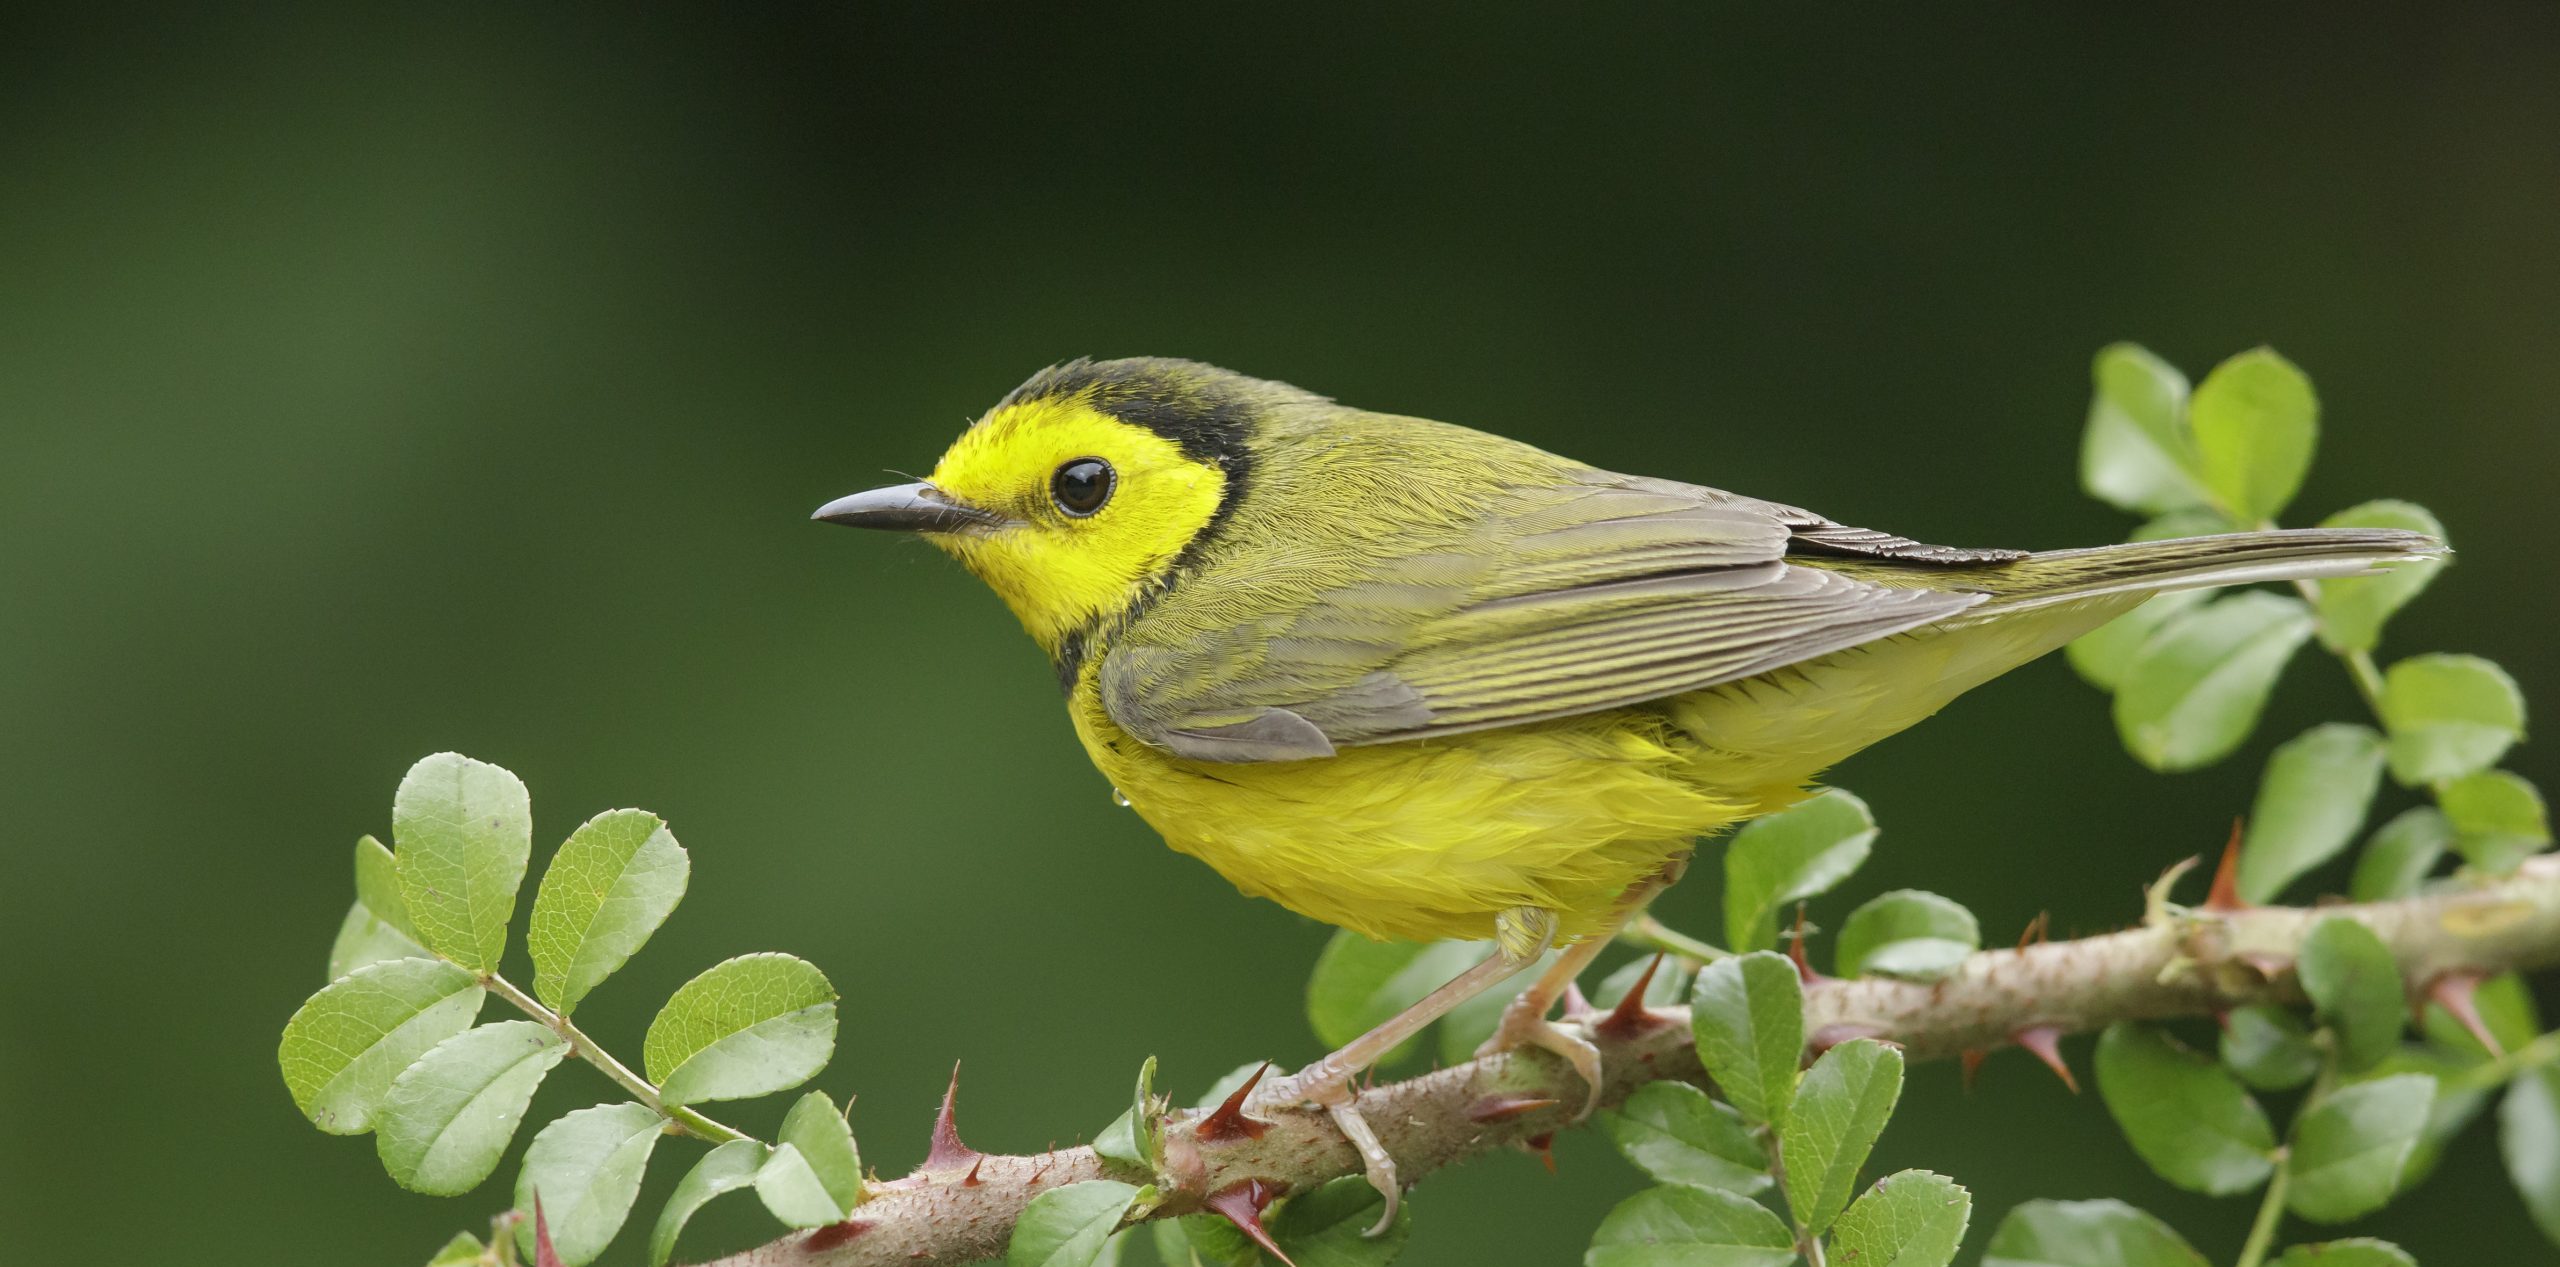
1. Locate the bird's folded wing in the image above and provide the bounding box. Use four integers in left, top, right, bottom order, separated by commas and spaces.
1098, 473, 1989, 763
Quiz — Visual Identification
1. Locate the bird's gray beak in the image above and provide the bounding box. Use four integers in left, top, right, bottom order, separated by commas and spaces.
811, 482, 1005, 533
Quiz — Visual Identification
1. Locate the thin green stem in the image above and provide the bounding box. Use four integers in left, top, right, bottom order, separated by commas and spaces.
1619, 913, 1730, 963
2234, 1147, 2291, 1267
483, 973, 751, 1144
2451, 1030, 2560, 1095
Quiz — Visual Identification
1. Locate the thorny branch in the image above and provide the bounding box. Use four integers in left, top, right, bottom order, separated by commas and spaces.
707, 856, 2560, 1267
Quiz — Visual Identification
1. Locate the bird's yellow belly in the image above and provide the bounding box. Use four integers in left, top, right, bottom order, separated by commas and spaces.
1070, 693, 1749, 943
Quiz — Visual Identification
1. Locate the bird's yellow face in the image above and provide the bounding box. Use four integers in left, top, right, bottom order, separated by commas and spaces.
822, 393, 1229, 656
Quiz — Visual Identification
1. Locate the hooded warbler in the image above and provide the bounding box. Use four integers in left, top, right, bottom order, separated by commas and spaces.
815, 357, 2437, 1214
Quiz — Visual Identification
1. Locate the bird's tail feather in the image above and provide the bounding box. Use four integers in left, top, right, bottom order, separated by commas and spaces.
1975, 527, 2445, 615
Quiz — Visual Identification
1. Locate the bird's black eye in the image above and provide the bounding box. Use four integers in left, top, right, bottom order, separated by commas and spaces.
1050, 458, 1114, 517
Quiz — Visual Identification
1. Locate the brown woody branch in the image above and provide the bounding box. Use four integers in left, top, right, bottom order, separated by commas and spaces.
707, 857, 2560, 1267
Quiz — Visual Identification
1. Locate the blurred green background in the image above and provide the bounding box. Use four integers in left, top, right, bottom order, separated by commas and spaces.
5, 5, 2555, 1264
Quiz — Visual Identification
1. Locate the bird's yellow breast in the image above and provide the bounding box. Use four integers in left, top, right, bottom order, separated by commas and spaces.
1068, 679, 1749, 943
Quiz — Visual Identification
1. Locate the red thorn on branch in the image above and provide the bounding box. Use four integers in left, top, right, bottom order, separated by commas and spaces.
1205, 1179, 1294, 1266
802, 1220, 873, 1253
1807, 1023, 1890, 1057
1197, 1061, 1273, 1142
922, 1061, 981, 1172
2426, 970, 2503, 1057
2016, 911, 2049, 951
1526, 1131, 1557, 1173
2205, 820, 2248, 912
1466, 1094, 1560, 1124
1787, 904, 1827, 984
1596, 954, 1672, 1040
2013, 1025, 2078, 1093
531, 1193, 563, 1267
1960, 1048, 1986, 1091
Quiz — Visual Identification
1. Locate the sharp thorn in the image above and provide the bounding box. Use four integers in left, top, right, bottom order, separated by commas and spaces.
1466, 1094, 1561, 1124
1596, 954, 1671, 1040
922, 1061, 981, 1171
1786, 904, 1826, 983
2205, 820, 2248, 912
1526, 1131, 1557, 1173
1205, 1179, 1294, 1267
1197, 1061, 1273, 1143
2013, 1025, 2078, 1093
2016, 911, 2050, 951
961, 1156, 984, 1187
531, 1192, 563, 1267
1960, 1048, 1986, 1091
2427, 970, 2503, 1057
1561, 980, 1596, 1021
801, 1220, 872, 1254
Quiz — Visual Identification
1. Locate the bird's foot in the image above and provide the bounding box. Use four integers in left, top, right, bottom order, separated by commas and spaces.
1254, 1063, 1401, 1236
1475, 999, 1605, 1121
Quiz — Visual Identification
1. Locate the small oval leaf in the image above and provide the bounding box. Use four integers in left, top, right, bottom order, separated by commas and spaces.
356, 834, 422, 943
2314, 501, 2445, 654
1723, 788, 1877, 952
1829, 1170, 1971, 1267
2069, 591, 2211, 692
2502, 1064, 2560, 1247
1599, 1081, 1770, 1194
2094, 1022, 2276, 1195
1585, 1183, 1796, 1267
394, 752, 533, 974
1779, 1039, 1906, 1236
2287, 1074, 2434, 1224
2440, 769, 2551, 874
2079, 343, 2205, 516
2189, 347, 2317, 522
1008, 1180, 1141, 1267
2298, 918, 2405, 1074
1835, 890, 1979, 981
2347, 807, 2453, 903
529, 808, 690, 1016
643, 953, 839, 1107
755, 1143, 845, 1229
2379, 654, 2526, 786
377, 1020, 569, 1195
1981, 1198, 2210, 1267
778, 1089, 863, 1214
2238, 724, 2386, 903
278, 957, 485, 1134
514, 1102, 665, 1267
1688, 951, 1804, 1128
2112, 593, 2314, 772
2218, 1005, 2320, 1093
649, 1138, 769, 1267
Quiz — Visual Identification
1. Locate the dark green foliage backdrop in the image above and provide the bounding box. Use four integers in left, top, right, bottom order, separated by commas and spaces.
4, 5, 2555, 1263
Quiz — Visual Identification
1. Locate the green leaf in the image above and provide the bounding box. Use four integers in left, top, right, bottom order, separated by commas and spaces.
2219, 1006, 2321, 1092
358, 834, 423, 943
2347, 808, 2453, 903
649, 1139, 768, 1267
755, 1143, 844, 1228
2287, 1074, 2434, 1223
2352, 1047, 2487, 1193
1271, 1174, 1411, 1265
394, 752, 534, 974
330, 901, 434, 980
2112, 593, 2314, 772
2507, 1065, 2560, 1247
2274, 1241, 2416, 1267
2421, 971, 2541, 1061
1584, 1183, 1797, 1267
1828, 1170, 1970, 1267
1440, 946, 1561, 1064
2379, 654, 2526, 785
1723, 789, 1877, 952
2069, 591, 2212, 693
425, 1231, 487, 1267
2094, 1023, 2276, 1195
1981, 1198, 2209, 1267
1095, 1056, 1160, 1170
1834, 890, 1979, 981
2188, 346, 2317, 522
1156, 1214, 1258, 1267
2297, 917, 2405, 1074
778, 1090, 863, 1214
377, 1020, 570, 1195
2236, 724, 2386, 903
528, 808, 690, 1016
1009, 1180, 1141, 1267
278, 957, 485, 1134
2080, 343, 2205, 515
2440, 769, 2551, 873
514, 1102, 664, 1267
1689, 951, 1805, 1127
643, 952, 838, 1107
1304, 934, 1482, 1068
1780, 1039, 1905, 1236
1599, 1081, 1771, 1194
2314, 501, 2446, 653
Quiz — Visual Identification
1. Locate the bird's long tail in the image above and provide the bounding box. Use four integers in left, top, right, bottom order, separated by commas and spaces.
1967, 527, 2445, 615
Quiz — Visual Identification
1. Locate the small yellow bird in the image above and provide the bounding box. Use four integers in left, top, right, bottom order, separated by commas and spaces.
815, 357, 2432, 1213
